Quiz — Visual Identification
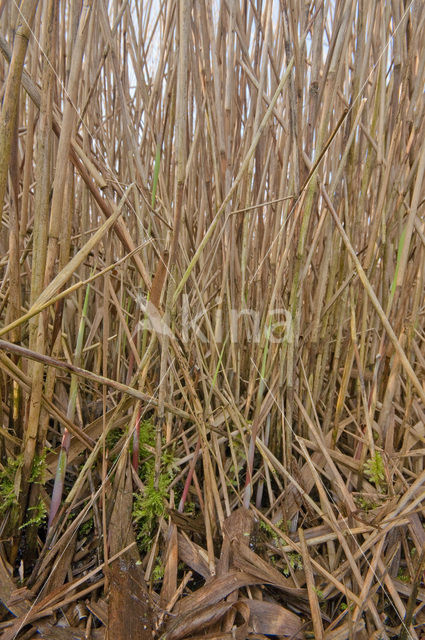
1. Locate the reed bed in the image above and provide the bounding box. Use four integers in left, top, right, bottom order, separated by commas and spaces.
0, 1, 425, 638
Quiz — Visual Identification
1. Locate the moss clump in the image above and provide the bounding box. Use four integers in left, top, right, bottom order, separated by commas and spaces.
30, 449, 49, 483
397, 568, 410, 583
363, 452, 386, 490
132, 420, 175, 552
282, 552, 303, 576
355, 495, 380, 512
19, 499, 47, 530
0, 455, 23, 513
152, 557, 165, 583
79, 516, 94, 537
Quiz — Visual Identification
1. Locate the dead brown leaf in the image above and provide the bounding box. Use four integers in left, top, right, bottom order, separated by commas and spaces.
162, 599, 250, 640
241, 598, 305, 638
108, 556, 153, 640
